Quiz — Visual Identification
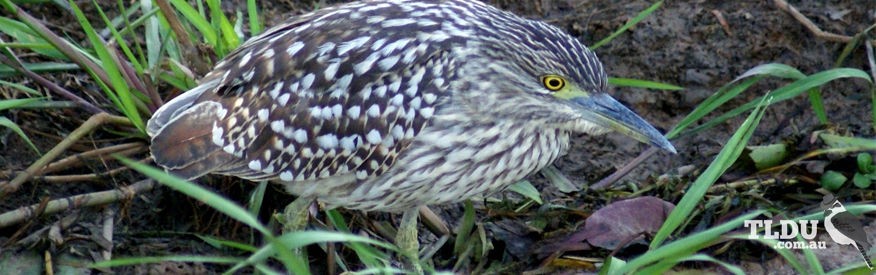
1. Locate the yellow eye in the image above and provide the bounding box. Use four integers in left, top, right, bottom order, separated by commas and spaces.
542, 75, 565, 91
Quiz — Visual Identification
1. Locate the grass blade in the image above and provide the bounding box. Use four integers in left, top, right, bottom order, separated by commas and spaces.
94, 0, 143, 73
117, 157, 306, 274
679, 67, 871, 138
0, 79, 41, 95
666, 63, 805, 139
92, 255, 242, 268
206, 0, 239, 52
118, 158, 269, 235
227, 230, 398, 274
247, 0, 261, 35
797, 233, 825, 274
0, 16, 66, 59
618, 210, 765, 273
608, 77, 684, 90
0, 97, 42, 110
69, 0, 144, 132
807, 87, 828, 124
0, 116, 40, 154
590, 0, 662, 49
651, 95, 771, 248
142, 0, 161, 70
639, 254, 744, 275
454, 200, 476, 254
195, 234, 257, 252
326, 209, 388, 269
507, 180, 543, 204
730, 234, 808, 274
0, 62, 80, 76
167, 0, 218, 48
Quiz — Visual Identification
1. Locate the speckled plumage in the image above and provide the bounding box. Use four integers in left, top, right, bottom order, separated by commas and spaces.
147, 0, 657, 211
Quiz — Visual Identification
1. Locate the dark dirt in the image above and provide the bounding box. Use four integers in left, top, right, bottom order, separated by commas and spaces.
1, 0, 876, 274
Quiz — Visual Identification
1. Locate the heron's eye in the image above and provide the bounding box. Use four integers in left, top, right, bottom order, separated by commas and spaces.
542, 75, 565, 91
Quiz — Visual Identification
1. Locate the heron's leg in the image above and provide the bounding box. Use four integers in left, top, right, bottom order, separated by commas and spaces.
278, 196, 314, 233
396, 207, 422, 274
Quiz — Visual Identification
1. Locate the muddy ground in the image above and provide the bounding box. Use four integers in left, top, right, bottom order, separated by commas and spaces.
1, 0, 875, 274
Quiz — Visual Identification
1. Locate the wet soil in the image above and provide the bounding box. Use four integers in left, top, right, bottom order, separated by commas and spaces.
1, 0, 875, 274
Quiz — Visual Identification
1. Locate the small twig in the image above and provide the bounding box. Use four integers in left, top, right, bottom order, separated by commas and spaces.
0, 113, 133, 197
37, 161, 145, 183
109, 46, 160, 112
0, 179, 155, 229
867, 36, 876, 82
44, 251, 53, 275
590, 146, 658, 189
14, 211, 79, 247
774, 0, 876, 46
710, 10, 732, 36
153, 0, 193, 49
40, 142, 146, 175
708, 178, 798, 193
327, 242, 336, 275
100, 207, 115, 261
168, 58, 197, 81
419, 206, 450, 236
4, 5, 115, 89
420, 234, 449, 261
0, 38, 105, 114
2, 197, 50, 246
154, 0, 208, 74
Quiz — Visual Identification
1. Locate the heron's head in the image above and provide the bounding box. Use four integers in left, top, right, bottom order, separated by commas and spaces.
459, 8, 676, 153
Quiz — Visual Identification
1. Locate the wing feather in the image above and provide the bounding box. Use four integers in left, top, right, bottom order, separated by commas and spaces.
149, 1, 460, 183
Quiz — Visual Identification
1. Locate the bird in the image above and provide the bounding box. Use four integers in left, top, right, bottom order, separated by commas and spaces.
145, 0, 676, 268
822, 194, 873, 269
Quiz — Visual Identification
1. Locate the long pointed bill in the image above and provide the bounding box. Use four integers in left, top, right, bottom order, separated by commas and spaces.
570, 93, 676, 153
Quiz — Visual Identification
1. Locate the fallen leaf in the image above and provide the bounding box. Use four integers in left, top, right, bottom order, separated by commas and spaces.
533, 196, 675, 255
579, 196, 675, 250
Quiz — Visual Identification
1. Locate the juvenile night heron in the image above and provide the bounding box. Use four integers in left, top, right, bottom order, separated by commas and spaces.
146, 0, 675, 266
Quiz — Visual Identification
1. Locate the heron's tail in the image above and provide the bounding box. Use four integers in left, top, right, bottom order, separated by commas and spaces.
855, 243, 873, 270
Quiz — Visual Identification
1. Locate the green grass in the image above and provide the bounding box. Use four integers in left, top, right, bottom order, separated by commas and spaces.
114, 156, 413, 274
1, 0, 875, 274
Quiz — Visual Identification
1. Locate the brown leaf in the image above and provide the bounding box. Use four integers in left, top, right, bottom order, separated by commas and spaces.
535, 196, 675, 255
579, 196, 675, 250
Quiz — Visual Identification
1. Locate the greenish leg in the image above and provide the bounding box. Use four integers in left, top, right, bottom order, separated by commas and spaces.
279, 197, 314, 233
277, 197, 314, 260
396, 208, 423, 274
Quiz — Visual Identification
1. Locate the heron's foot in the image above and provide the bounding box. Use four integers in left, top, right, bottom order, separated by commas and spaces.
277, 197, 313, 233
396, 208, 423, 274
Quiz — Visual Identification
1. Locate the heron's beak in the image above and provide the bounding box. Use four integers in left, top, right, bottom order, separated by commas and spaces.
569, 93, 676, 153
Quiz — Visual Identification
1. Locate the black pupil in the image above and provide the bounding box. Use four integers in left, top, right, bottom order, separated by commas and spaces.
548, 79, 561, 88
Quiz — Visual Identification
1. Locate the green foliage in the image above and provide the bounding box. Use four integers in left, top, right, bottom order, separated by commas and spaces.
821, 171, 847, 193
326, 209, 391, 272
853, 153, 876, 188
748, 143, 788, 170
507, 180, 542, 204
590, 1, 662, 50
616, 211, 765, 274
650, 95, 771, 249
0, 116, 39, 153
0, 16, 65, 59
116, 157, 408, 275
667, 63, 872, 139
0, 0, 870, 272
607, 77, 684, 91
69, 0, 144, 132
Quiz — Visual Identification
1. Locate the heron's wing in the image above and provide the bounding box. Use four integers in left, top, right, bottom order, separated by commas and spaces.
149, 1, 461, 181
833, 212, 872, 249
